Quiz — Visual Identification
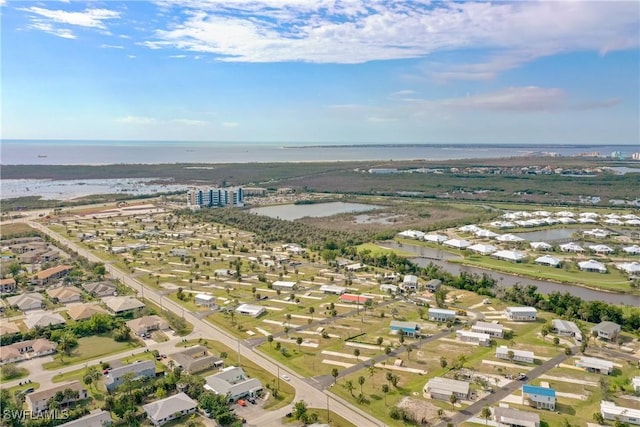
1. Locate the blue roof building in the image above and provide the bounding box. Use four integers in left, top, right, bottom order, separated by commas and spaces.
390, 321, 420, 337
522, 385, 556, 410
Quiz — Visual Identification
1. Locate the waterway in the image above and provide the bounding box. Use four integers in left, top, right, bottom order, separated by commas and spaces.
381, 242, 640, 306
248, 202, 381, 221
512, 228, 583, 242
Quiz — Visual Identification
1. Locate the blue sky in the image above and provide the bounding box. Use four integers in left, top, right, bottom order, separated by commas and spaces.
1, 0, 639, 144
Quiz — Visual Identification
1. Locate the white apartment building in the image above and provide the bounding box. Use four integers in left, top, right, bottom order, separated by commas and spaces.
187, 187, 244, 208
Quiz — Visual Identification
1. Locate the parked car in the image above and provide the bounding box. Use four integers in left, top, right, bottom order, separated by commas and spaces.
237, 399, 247, 407
281, 374, 290, 381
517, 373, 528, 381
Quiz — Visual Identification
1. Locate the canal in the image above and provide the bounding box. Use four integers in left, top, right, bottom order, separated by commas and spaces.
381, 241, 640, 306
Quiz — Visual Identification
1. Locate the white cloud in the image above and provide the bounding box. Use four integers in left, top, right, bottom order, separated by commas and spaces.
27, 22, 76, 39
100, 44, 124, 49
169, 54, 187, 58
142, 1, 638, 65
21, 6, 120, 29
391, 90, 416, 97
127, 55, 137, 59
222, 122, 239, 127
172, 119, 205, 125
116, 116, 156, 124
438, 87, 566, 112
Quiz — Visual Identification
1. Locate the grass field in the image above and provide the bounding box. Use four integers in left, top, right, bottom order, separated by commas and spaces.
43, 335, 142, 370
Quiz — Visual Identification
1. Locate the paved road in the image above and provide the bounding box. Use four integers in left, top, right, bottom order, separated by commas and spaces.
24, 220, 386, 427
435, 349, 576, 427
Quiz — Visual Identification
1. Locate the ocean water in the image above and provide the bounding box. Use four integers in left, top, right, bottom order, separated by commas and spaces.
1, 140, 638, 165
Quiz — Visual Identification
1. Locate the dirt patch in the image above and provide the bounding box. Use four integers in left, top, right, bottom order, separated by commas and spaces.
397, 397, 451, 424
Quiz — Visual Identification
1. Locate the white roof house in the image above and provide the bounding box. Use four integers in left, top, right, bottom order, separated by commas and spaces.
494, 407, 540, 427
401, 275, 419, 290
626, 219, 640, 226
398, 230, 425, 239
552, 319, 582, 342
271, 281, 297, 290
195, 293, 217, 307
495, 234, 525, 243
235, 304, 265, 317
504, 306, 537, 321
424, 234, 448, 243
601, 401, 640, 425
578, 217, 598, 224
588, 244, 614, 254
428, 308, 456, 321
468, 244, 498, 255
319, 284, 346, 295
633, 376, 640, 392
496, 346, 535, 364
443, 239, 470, 249
559, 242, 584, 253
584, 229, 611, 238
535, 255, 561, 267
617, 262, 640, 275
530, 242, 552, 251
578, 259, 607, 273
142, 392, 197, 427
456, 330, 491, 346
6, 293, 44, 311
204, 366, 263, 402
458, 225, 482, 233
424, 377, 470, 400
492, 250, 526, 263
623, 245, 640, 255
474, 229, 499, 238
472, 321, 504, 338
575, 356, 614, 375
379, 284, 398, 294
58, 410, 112, 427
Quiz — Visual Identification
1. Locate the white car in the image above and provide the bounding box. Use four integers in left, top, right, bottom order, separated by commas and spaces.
281, 374, 290, 381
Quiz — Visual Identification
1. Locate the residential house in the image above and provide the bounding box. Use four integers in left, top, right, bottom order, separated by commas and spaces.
600, 401, 640, 425
428, 308, 456, 322
456, 330, 492, 346
126, 315, 169, 336
194, 294, 217, 308
522, 385, 556, 410
530, 242, 552, 251
534, 255, 561, 268
0, 346, 23, 364
559, 242, 584, 253
235, 304, 266, 317
271, 281, 297, 291
7, 292, 44, 311
390, 321, 420, 338
26, 381, 88, 414
575, 356, 614, 375
169, 249, 189, 257
504, 307, 537, 321
379, 284, 398, 294
591, 321, 621, 341
551, 319, 583, 342
57, 410, 112, 427
204, 366, 263, 402
0, 278, 17, 295
339, 294, 372, 304
0, 321, 21, 337
633, 376, 640, 393
493, 407, 540, 427
102, 296, 145, 315
472, 321, 504, 338
423, 377, 470, 400
496, 346, 535, 364
105, 360, 156, 392
319, 285, 346, 295
425, 279, 442, 292
492, 250, 527, 263
46, 286, 83, 304
578, 259, 607, 273
170, 345, 224, 374
82, 281, 117, 297
24, 312, 66, 329
443, 238, 471, 249
67, 303, 107, 321
142, 392, 197, 427
346, 263, 364, 272
30, 265, 73, 286
400, 275, 419, 292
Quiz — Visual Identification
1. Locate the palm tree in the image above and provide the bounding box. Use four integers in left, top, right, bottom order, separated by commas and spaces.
449, 393, 458, 410
353, 348, 360, 361
345, 380, 355, 397
267, 335, 274, 348
381, 384, 389, 405
296, 336, 303, 352
331, 368, 339, 384
367, 364, 376, 388
480, 407, 492, 425
358, 376, 365, 394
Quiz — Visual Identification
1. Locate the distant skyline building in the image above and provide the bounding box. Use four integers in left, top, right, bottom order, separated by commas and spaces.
187, 187, 244, 208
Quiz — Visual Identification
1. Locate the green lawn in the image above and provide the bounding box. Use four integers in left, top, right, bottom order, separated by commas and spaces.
284, 408, 356, 427
356, 242, 416, 258
3, 382, 40, 397
43, 335, 143, 370
0, 365, 29, 381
